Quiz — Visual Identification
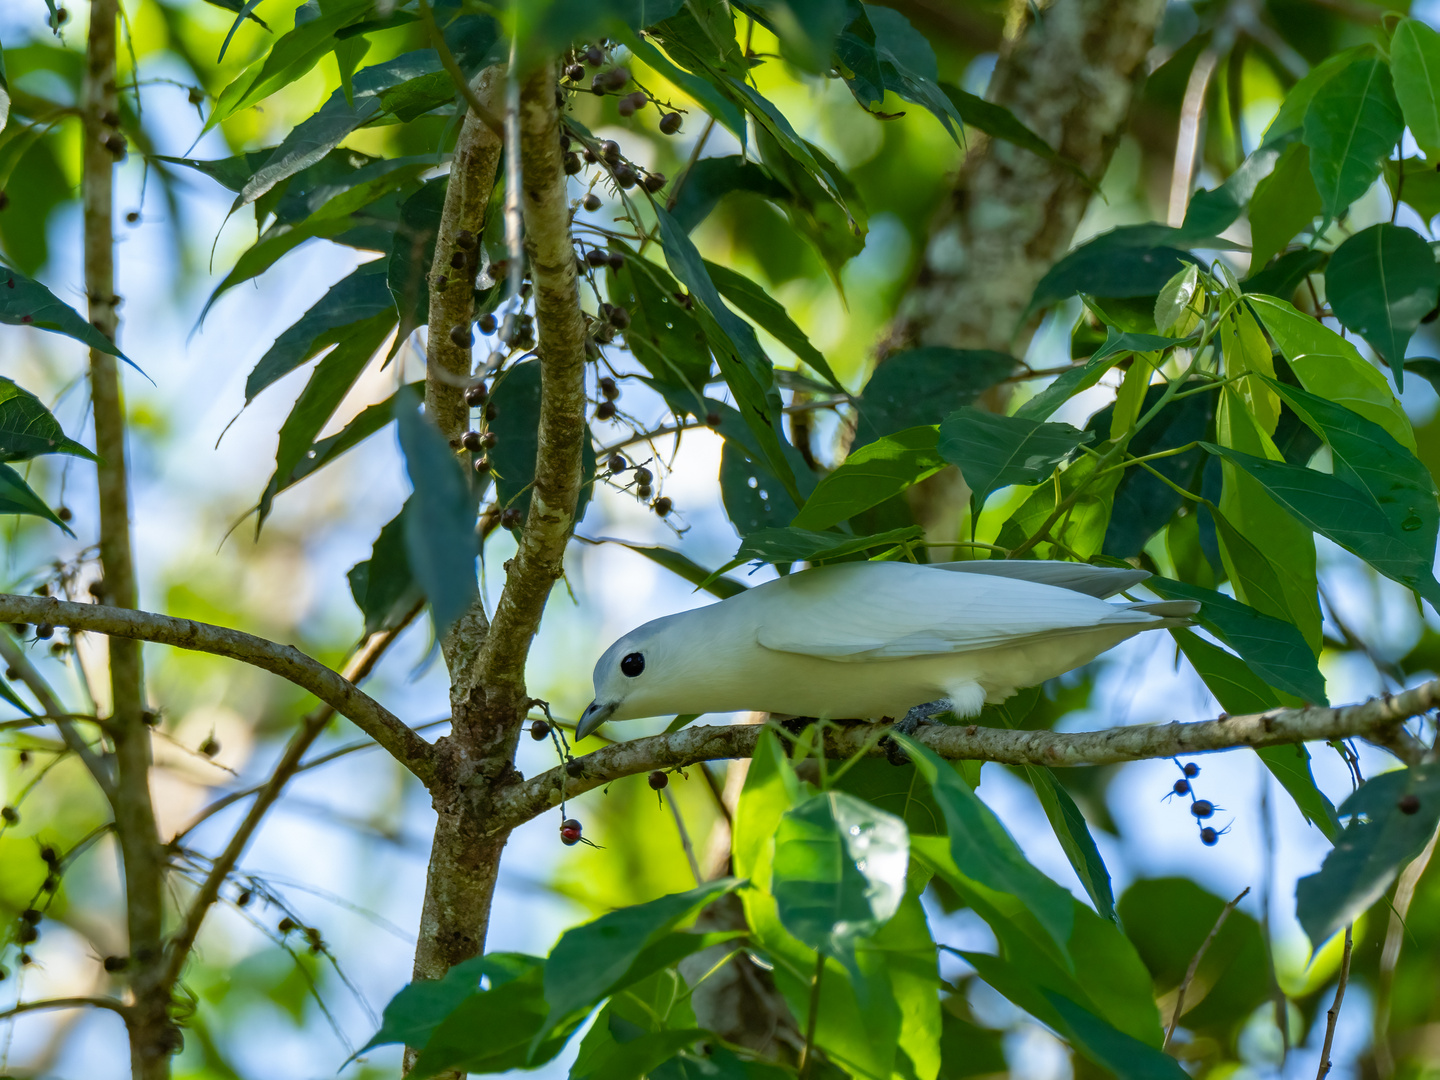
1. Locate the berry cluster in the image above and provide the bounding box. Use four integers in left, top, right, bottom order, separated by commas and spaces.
1166, 760, 1230, 846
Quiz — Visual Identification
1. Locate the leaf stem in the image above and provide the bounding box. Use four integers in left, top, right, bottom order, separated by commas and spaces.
800, 952, 825, 1080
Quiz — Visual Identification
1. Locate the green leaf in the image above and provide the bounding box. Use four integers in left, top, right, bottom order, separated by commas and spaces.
792, 426, 945, 531
255, 310, 396, 528
655, 207, 799, 502
1170, 629, 1340, 839
1296, 766, 1440, 948
508, 0, 685, 67
245, 260, 396, 402
213, 0, 269, 63
941, 84, 1088, 182
387, 176, 449, 336
1243, 248, 1327, 299
1325, 223, 1439, 382
609, 254, 713, 393
1030, 228, 1203, 314
348, 499, 424, 638
489, 360, 596, 523
1203, 441, 1440, 606
0, 462, 72, 535
1262, 46, 1371, 147
750, 124, 868, 283
281, 383, 418, 500
1302, 54, 1404, 220
1181, 144, 1284, 239
1268, 377, 1439, 579
739, 0, 849, 72
773, 791, 909, 980
1154, 263, 1200, 336
703, 259, 844, 392
1384, 157, 1440, 223
0, 262, 129, 362
856, 348, 1015, 441
836, 5, 962, 141
619, 29, 747, 147
733, 525, 923, 567
0, 378, 94, 462
408, 962, 576, 1078
539, 880, 739, 1043
1044, 993, 1189, 1080
362, 952, 535, 1054
573, 1026, 711, 1080
721, 440, 800, 538
208, 0, 373, 129
937, 408, 1092, 513
1025, 767, 1114, 921
1390, 19, 1440, 160
667, 155, 787, 233
394, 387, 479, 637
1147, 577, 1326, 703
1247, 294, 1413, 449
897, 736, 1074, 957
1246, 142, 1323, 272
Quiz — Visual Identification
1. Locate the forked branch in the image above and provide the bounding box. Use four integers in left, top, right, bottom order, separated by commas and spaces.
488, 679, 1440, 830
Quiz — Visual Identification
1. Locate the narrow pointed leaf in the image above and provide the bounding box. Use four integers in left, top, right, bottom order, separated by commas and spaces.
1390, 19, 1440, 160
791, 425, 945, 530
0, 463, 72, 535
1302, 55, 1404, 219
0, 263, 130, 363
0, 378, 95, 461
937, 408, 1092, 512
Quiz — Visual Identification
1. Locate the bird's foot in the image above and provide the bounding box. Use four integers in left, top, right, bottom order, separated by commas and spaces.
882, 701, 951, 766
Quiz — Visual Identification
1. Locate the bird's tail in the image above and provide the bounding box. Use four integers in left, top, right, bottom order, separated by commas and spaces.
1120, 599, 1200, 628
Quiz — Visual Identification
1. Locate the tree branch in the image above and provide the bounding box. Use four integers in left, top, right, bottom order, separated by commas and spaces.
0, 595, 435, 785
488, 681, 1440, 831
471, 62, 587, 694
161, 606, 421, 989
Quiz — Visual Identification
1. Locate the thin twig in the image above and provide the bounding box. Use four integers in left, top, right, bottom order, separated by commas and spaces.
664, 788, 703, 886
1316, 925, 1354, 1080
415, 0, 503, 136
0, 997, 131, 1022
0, 595, 434, 784
1164, 886, 1250, 1049
0, 634, 115, 799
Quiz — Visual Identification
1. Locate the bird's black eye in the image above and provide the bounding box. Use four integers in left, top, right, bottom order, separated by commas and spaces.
620, 652, 645, 677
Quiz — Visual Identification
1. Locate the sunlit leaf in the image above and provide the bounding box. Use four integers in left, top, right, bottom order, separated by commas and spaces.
791, 425, 945, 531
937, 408, 1092, 514
1324, 223, 1439, 383
733, 524, 923, 566
1247, 142, 1322, 272
0, 378, 95, 462
0, 262, 130, 363
1302, 54, 1403, 219
1025, 766, 1115, 921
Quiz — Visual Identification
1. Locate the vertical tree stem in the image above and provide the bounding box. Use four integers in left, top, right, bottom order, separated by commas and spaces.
84, 3, 170, 1074
799, 953, 824, 1080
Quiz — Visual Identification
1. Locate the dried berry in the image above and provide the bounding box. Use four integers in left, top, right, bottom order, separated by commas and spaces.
449, 324, 474, 348
199, 736, 219, 757
653, 497, 673, 517
1172, 779, 1190, 796
643, 172, 667, 194
1199, 827, 1219, 846
35, 625, 53, 640
607, 251, 625, 271
659, 112, 682, 135
603, 67, 631, 91
706, 412, 722, 427
609, 306, 630, 329
648, 770, 668, 790
1, 806, 17, 824
278, 918, 296, 934
563, 152, 582, 175
125, 211, 140, 225
1183, 762, 1199, 778
478, 313, 497, 335
480, 431, 498, 449
473, 456, 491, 474
633, 466, 653, 485
585, 45, 604, 66
40, 846, 58, 866
614, 163, 637, 189
583, 193, 602, 212
601, 140, 622, 164
485, 402, 498, 422
455, 229, 476, 250
449, 250, 466, 270
502, 507, 524, 529
586, 248, 609, 267
103, 955, 128, 972
1399, 793, 1422, 815
20, 909, 39, 925
104, 133, 127, 157
462, 431, 483, 452
17, 924, 37, 944
565, 64, 585, 82
1190, 800, 1215, 819
531, 719, 551, 740
595, 401, 617, 421
560, 818, 583, 845
237, 889, 252, 907
599, 377, 618, 399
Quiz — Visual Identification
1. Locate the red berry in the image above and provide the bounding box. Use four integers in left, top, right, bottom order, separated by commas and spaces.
560, 818, 583, 845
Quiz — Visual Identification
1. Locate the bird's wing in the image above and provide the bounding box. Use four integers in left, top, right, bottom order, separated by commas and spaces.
754, 563, 1159, 660
928, 559, 1150, 598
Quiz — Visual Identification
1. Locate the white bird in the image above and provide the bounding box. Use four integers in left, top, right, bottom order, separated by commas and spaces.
575, 560, 1198, 739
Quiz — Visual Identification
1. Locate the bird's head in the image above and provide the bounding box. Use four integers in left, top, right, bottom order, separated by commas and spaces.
577, 613, 698, 739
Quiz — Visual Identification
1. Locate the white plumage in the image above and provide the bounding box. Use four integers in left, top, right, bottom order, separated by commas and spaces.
576, 560, 1197, 738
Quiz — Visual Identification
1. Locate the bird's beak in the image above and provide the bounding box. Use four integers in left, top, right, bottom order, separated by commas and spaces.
575, 700, 616, 741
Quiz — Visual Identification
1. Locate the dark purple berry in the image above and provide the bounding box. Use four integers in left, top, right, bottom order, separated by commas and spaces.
1190, 800, 1215, 819
595, 401, 617, 421
609, 306, 630, 329
564, 152, 582, 175
473, 457, 491, 474
1199, 827, 1219, 846
636, 483, 653, 499
35, 625, 53, 640
614, 163, 637, 189
449, 324, 473, 348
643, 172, 666, 193
648, 770, 668, 790
599, 377, 618, 399
585, 45, 604, 66
566, 64, 585, 82
455, 229, 476, 250
601, 140, 621, 164
531, 720, 551, 740
607, 251, 625, 271
465, 382, 488, 407
633, 466, 653, 485
462, 431, 483, 452
501, 507, 523, 529
103, 955, 127, 972
478, 313, 497, 335
1, 806, 17, 824
1399, 793, 1422, 815
659, 112, 682, 135
583, 193, 602, 212
1183, 763, 1199, 778
480, 431, 498, 449
653, 497, 672, 517
706, 412, 722, 427
199, 737, 219, 757
1173, 779, 1190, 796
586, 248, 609, 268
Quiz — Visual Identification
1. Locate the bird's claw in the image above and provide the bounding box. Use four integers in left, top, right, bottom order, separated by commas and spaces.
883, 701, 951, 765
